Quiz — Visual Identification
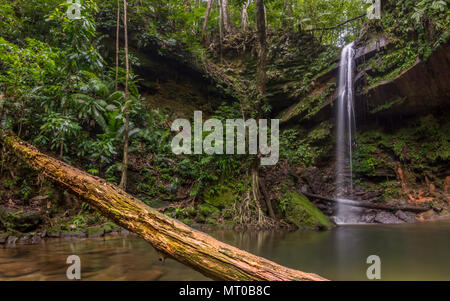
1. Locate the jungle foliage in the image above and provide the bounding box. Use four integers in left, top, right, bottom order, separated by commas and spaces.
0, 0, 448, 228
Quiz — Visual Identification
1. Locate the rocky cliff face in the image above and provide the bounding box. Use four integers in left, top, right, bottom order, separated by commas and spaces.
355, 40, 450, 119
276, 35, 449, 221
109, 25, 449, 224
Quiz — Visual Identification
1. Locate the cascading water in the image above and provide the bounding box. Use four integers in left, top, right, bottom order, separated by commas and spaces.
334, 42, 360, 224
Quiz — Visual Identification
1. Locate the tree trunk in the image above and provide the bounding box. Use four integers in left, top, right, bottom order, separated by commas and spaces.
252, 0, 275, 220
119, 0, 130, 190
241, 0, 250, 32
218, 0, 223, 62
202, 0, 214, 39
256, 0, 267, 96
115, 0, 121, 91
259, 177, 275, 218
1, 133, 327, 281
221, 0, 232, 34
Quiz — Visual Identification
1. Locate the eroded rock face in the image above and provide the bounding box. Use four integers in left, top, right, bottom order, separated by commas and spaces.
374, 211, 404, 224
280, 39, 449, 126
354, 35, 391, 65
355, 41, 450, 118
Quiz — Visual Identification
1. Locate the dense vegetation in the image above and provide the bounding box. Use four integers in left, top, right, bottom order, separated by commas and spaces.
0, 0, 448, 238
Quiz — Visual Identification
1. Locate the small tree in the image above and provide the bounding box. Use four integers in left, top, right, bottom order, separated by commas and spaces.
119, 0, 130, 190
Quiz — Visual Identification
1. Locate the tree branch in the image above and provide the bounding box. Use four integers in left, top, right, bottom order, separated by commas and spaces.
305, 14, 366, 32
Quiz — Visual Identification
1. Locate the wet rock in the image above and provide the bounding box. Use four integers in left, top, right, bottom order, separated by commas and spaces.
18, 234, 42, 245
18, 235, 31, 244
0, 207, 42, 232
395, 210, 417, 223
354, 35, 390, 64
374, 211, 404, 224
87, 227, 105, 238
359, 210, 377, 223
6, 236, 18, 245
31, 235, 42, 244
119, 228, 130, 236
47, 230, 61, 238
61, 231, 86, 239
418, 209, 439, 221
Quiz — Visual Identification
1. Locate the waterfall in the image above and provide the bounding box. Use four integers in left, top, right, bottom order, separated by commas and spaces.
334, 42, 359, 224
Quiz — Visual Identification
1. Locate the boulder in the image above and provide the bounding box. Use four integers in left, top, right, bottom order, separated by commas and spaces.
6, 236, 18, 245
17, 234, 42, 245
395, 210, 417, 223
0, 206, 42, 232
360, 210, 377, 223
61, 231, 86, 239
283, 191, 332, 229
87, 226, 105, 238
374, 211, 404, 224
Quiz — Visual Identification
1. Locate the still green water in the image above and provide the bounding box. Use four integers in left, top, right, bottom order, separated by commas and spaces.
1, 220, 450, 281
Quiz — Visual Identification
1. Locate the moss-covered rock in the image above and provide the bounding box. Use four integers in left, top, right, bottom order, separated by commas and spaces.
282, 191, 331, 229
102, 221, 120, 233
0, 206, 41, 232
61, 230, 86, 239
87, 226, 105, 238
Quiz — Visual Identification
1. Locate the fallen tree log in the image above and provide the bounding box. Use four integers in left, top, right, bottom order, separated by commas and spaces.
302, 192, 430, 213
1, 133, 326, 281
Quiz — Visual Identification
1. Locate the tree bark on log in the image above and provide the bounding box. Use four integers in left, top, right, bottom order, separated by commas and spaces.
302, 191, 430, 213
1, 133, 326, 281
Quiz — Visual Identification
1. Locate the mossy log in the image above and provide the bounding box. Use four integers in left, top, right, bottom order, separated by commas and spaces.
1, 133, 326, 281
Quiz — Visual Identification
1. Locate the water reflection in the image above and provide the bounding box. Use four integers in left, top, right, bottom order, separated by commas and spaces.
1, 220, 450, 280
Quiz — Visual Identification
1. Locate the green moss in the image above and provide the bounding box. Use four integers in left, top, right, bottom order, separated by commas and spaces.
381, 181, 404, 200
205, 217, 218, 225
369, 97, 406, 114
181, 218, 192, 226
282, 191, 331, 229
278, 82, 334, 124
197, 204, 220, 217
203, 185, 235, 208
86, 226, 104, 237
354, 115, 449, 177
102, 221, 119, 233
0, 207, 41, 232
184, 206, 197, 217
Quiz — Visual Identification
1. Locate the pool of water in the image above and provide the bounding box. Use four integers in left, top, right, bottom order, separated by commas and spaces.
1, 220, 450, 281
